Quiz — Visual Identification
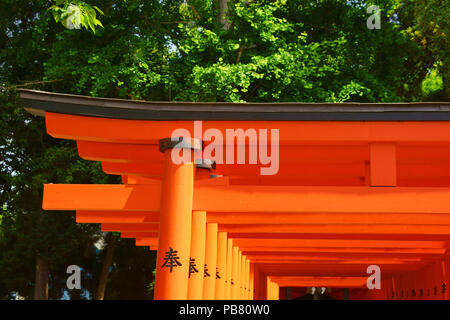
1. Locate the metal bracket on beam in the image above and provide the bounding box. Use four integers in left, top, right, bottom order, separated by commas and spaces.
195, 158, 216, 172
159, 137, 203, 153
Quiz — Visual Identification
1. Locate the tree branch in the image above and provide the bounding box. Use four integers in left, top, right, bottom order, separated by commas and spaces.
187, 1, 201, 21
2, 79, 64, 91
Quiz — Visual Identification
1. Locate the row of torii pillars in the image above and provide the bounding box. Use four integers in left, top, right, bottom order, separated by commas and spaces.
155, 138, 256, 300
152, 138, 403, 300
148, 138, 395, 300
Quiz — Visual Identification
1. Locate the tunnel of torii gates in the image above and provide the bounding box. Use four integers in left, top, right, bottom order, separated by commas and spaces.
19, 89, 450, 300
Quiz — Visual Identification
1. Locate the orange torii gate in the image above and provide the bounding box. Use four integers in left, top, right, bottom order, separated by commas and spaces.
19, 89, 450, 300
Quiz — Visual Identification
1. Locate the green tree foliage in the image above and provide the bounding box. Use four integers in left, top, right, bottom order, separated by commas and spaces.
396, 0, 449, 100
38, 0, 448, 103
104, 239, 156, 300
0, 0, 448, 299
169, 0, 407, 102
0, 0, 157, 299
49, 0, 104, 33
0, 88, 113, 299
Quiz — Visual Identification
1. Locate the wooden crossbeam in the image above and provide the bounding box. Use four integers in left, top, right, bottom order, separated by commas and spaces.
208, 212, 450, 225
254, 259, 421, 265
43, 184, 161, 211
370, 143, 397, 186
228, 232, 450, 241
75, 210, 450, 225
135, 238, 158, 247
101, 223, 159, 232
44, 184, 450, 214
219, 224, 450, 235
101, 161, 450, 179
46, 112, 450, 143
245, 255, 425, 262
76, 211, 157, 223
121, 232, 158, 238
268, 276, 367, 288
194, 186, 450, 213
239, 248, 446, 255
258, 263, 426, 274
133, 237, 448, 249
97, 222, 450, 236
231, 239, 447, 249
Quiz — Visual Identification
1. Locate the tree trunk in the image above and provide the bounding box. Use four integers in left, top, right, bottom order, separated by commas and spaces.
218, 0, 230, 30
34, 255, 49, 300
95, 233, 117, 300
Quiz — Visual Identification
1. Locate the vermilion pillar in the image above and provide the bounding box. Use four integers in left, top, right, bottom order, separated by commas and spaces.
441, 260, 448, 300
244, 258, 250, 300
273, 281, 279, 300
385, 279, 392, 300
232, 246, 240, 299
154, 138, 198, 300
412, 270, 419, 300
431, 262, 440, 300
215, 232, 227, 300
249, 263, 254, 300
267, 277, 278, 300
423, 264, 432, 300
405, 273, 412, 300
237, 251, 242, 299
391, 277, 398, 300
445, 256, 450, 300
417, 269, 426, 300
225, 239, 233, 300
240, 254, 246, 299
203, 223, 218, 299
245, 258, 250, 300
187, 210, 206, 300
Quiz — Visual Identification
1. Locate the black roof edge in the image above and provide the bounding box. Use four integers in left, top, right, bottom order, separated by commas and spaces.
18, 89, 450, 121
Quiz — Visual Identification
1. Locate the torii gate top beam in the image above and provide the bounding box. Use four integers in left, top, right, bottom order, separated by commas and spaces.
19, 89, 450, 121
